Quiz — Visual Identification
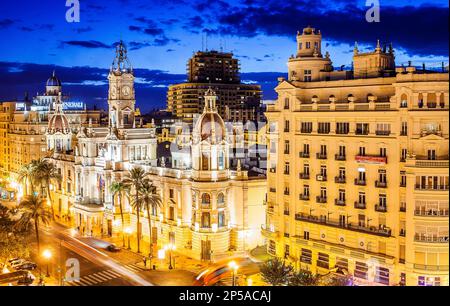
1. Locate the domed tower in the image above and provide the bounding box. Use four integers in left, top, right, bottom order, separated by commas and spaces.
46, 71, 62, 96
191, 88, 229, 181
288, 26, 333, 82
46, 93, 72, 153
108, 41, 135, 129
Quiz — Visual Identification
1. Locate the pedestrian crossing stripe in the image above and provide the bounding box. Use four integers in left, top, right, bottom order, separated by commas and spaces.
65, 269, 122, 286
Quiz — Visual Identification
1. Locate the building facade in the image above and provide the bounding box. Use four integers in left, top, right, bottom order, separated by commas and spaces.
264, 26, 449, 286
46, 43, 267, 261
167, 50, 264, 123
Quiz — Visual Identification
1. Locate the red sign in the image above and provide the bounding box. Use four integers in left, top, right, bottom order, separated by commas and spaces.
355, 155, 387, 164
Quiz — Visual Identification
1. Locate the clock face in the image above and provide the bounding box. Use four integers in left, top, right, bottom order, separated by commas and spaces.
122, 86, 131, 97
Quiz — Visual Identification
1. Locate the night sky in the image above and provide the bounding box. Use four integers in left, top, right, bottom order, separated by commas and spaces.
0, 0, 448, 112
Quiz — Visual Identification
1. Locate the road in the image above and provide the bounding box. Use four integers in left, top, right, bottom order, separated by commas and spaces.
29, 223, 153, 286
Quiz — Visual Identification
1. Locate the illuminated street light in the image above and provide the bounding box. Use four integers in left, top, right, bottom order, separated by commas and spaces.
42, 249, 52, 277
124, 227, 132, 249
228, 261, 239, 286
166, 243, 176, 269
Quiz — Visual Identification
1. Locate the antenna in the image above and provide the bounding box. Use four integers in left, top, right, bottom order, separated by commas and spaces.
205, 32, 208, 51
201, 34, 204, 51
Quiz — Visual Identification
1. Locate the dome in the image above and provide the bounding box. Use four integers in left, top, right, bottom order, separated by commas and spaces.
46, 71, 61, 87
195, 112, 226, 143
47, 113, 70, 135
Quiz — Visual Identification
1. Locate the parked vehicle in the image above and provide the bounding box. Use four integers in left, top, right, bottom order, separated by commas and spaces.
16, 262, 37, 271
106, 244, 121, 252
10, 259, 27, 268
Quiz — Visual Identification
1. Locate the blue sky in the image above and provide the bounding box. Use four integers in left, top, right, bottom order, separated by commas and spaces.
0, 0, 448, 111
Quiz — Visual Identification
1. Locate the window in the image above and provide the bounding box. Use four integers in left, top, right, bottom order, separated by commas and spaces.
378, 169, 387, 183
304, 69, 312, 82
217, 193, 225, 206
218, 211, 225, 227
268, 240, 276, 255
305, 42, 311, 49
303, 143, 310, 154
338, 189, 346, 201
427, 149, 436, 160
338, 145, 346, 157
169, 189, 174, 199
356, 123, 369, 135
338, 167, 346, 179
354, 261, 368, 279
284, 140, 290, 154
320, 165, 327, 177
320, 144, 327, 155
317, 253, 329, 269
284, 244, 290, 258
303, 185, 310, 196
336, 122, 349, 134
303, 163, 310, 175
359, 192, 366, 204
303, 231, 310, 240
301, 122, 312, 133
300, 248, 312, 263
320, 187, 327, 199
201, 193, 211, 206
335, 257, 348, 270
375, 267, 390, 285
358, 214, 366, 227
359, 146, 366, 156
318, 122, 330, 134
284, 162, 290, 175
401, 122, 408, 136
401, 148, 407, 162
169, 206, 175, 220
284, 98, 290, 109
376, 123, 391, 135
379, 147, 387, 157
284, 120, 290, 132
418, 276, 441, 286
201, 212, 210, 228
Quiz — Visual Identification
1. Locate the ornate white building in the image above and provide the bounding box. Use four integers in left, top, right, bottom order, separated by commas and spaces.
47, 42, 267, 261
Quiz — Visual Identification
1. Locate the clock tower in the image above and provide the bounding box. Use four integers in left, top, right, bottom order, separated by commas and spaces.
108, 41, 135, 129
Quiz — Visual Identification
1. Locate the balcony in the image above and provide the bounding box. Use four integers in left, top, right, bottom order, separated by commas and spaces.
354, 202, 366, 209
294, 213, 392, 237
414, 234, 449, 244
318, 129, 330, 134
284, 150, 290, 155
400, 182, 406, 187
261, 225, 279, 239
335, 154, 346, 161
335, 199, 346, 206
375, 181, 387, 188
316, 153, 327, 159
284, 210, 290, 216
335, 176, 346, 184
414, 209, 449, 217
299, 194, 310, 201
316, 174, 327, 182
354, 178, 367, 186
299, 173, 310, 180
375, 130, 391, 136
284, 190, 290, 196
300, 129, 312, 134
355, 155, 387, 164
355, 129, 369, 136
415, 184, 449, 191
399, 229, 406, 237
269, 168, 276, 173
316, 196, 327, 204
375, 205, 387, 212
400, 206, 406, 212
299, 152, 310, 158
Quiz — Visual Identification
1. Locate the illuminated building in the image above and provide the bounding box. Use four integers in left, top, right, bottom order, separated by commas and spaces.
264, 26, 449, 286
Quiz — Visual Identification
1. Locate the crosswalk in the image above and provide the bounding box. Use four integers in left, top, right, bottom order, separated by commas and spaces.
65, 264, 145, 286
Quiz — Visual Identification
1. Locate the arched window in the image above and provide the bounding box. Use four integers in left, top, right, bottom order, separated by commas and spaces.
329, 95, 335, 103
367, 93, 374, 102
218, 211, 225, 227
347, 94, 354, 102
400, 94, 408, 108
217, 193, 225, 206
201, 193, 211, 205
201, 212, 210, 228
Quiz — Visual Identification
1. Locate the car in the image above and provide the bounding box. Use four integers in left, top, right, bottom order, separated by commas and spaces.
16, 262, 37, 271
17, 273, 35, 286
106, 244, 121, 252
10, 259, 27, 268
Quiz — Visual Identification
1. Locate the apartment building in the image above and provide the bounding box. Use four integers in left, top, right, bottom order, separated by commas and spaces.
263, 26, 449, 286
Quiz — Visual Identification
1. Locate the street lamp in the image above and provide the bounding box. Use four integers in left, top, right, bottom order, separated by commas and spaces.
124, 227, 132, 249
228, 261, 239, 286
165, 243, 176, 269
42, 249, 52, 277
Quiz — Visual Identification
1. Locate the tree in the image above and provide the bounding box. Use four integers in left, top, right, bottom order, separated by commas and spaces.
260, 257, 293, 286
139, 180, 162, 260
15, 195, 52, 254
17, 163, 36, 196
33, 159, 61, 220
0, 203, 31, 266
122, 167, 148, 253
288, 269, 319, 286
109, 181, 128, 247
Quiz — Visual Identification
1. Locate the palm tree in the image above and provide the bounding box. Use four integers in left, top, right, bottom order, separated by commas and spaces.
17, 163, 35, 196
139, 181, 162, 259
122, 167, 148, 253
260, 257, 294, 286
34, 159, 61, 220
15, 195, 52, 254
109, 181, 127, 247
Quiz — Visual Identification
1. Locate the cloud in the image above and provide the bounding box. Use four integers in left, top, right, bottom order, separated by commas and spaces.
0, 61, 281, 112
190, 1, 449, 56
60, 40, 112, 49
0, 19, 15, 29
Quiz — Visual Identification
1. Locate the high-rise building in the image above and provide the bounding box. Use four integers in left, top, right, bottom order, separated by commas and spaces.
264, 26, 449, 286
167, 50, 264, 123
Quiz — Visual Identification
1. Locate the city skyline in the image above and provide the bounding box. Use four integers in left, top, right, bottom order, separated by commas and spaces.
0, 0, 448, 111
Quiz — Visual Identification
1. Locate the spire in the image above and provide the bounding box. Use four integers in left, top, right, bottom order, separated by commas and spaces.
375, 39, 381, 52
389, 42, 394, 54
112, 40, 133, 73
353, 41, 359, 55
